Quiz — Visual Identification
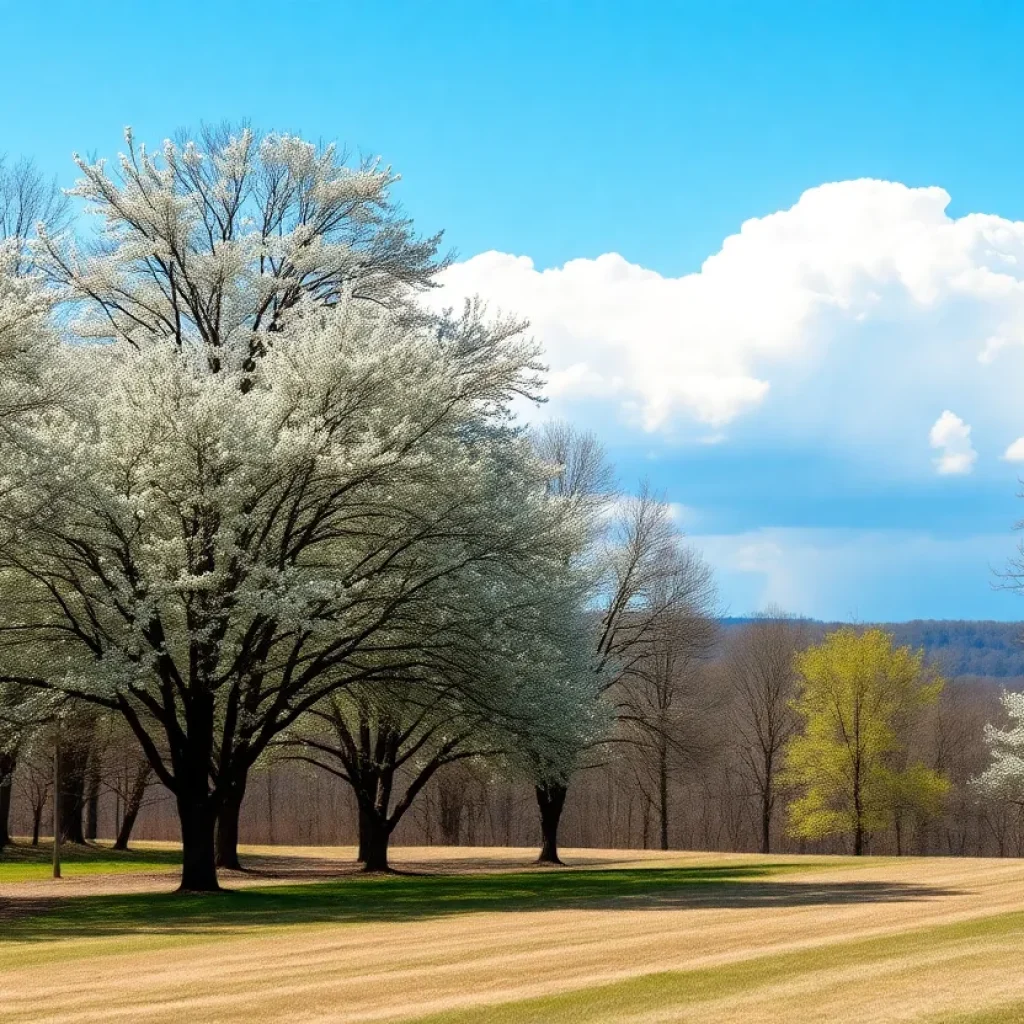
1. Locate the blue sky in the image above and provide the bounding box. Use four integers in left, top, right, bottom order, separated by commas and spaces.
3, 0, 1024, 621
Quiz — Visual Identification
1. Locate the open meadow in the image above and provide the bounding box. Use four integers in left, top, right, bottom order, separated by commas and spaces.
1, 844, 1024, 1023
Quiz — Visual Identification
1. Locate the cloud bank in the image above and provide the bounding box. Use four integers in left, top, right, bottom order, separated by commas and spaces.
433, 179, 1024, 470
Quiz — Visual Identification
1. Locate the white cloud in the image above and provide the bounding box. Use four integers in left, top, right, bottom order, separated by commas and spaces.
1004, 438, 1024, 462
929, 411, 977, 475
432, 180, 1024, 463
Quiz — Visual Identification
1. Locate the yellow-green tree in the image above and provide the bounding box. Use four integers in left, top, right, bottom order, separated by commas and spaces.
783, 628, 948, 856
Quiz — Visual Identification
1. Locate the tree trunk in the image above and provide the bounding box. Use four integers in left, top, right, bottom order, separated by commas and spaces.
0, 752, 15, 848
31, 803, 42, 846
761, 788, 772, 855
535, 782, 568, 865
113, 762, 151, 851
853, 822, 864, 856
59, 747, 88, 844
215, 777, 246, 871
85, 759, 101, 842
361, 812, 392, 873
438, 778, 465, 846
658, 745, 670, 851
357, 802, 372, 863
174, 694, 220, 892
177, 790, 219, 892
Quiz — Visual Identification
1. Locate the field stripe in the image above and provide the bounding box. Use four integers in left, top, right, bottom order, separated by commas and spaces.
397, 909, 1024, 1024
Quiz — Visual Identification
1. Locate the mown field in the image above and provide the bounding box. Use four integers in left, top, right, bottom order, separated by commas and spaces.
1, 843, 1023, 1023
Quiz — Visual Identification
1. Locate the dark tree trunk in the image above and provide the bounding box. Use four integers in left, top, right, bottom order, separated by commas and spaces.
535, 782, 568, 865
113, 762, 151, 851
177, 790, 219, 892
59, 746, 88, 845
761, 783, 772, 855
357, 802, 372, 863
0, 751, 15, 849
853, 757, 864, 856
85, 760, 101, 842
31, 804, 42, 846
174, 694, 220, 893
361, 812, 392, 873
215, 777, 246, 871
658, 745, 669, 851
438, 779, 465, 846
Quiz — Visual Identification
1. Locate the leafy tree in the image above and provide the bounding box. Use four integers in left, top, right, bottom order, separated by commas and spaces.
783, 627, 948, 855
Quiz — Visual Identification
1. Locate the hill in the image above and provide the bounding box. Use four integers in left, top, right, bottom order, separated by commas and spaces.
721, 618, 1024, 678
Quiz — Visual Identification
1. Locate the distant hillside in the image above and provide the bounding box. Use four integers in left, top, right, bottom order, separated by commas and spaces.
720, 618, 1024, 678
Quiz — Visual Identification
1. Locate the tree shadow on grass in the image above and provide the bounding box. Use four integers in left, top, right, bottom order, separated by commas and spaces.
0, 865, 965, 944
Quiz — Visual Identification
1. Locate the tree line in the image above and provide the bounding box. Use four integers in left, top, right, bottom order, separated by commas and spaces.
0, 126, 1022, 890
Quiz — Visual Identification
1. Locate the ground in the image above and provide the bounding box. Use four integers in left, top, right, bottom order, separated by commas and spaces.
1, 843, 1022, 1023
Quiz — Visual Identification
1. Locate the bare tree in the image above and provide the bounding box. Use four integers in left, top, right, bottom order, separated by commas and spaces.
615, 566, 718, 850
113, 760, 155, 851
728, 611, 807, 853
529, 420, 717, 864
17, 742, 52, 845
0, 155, 71, 261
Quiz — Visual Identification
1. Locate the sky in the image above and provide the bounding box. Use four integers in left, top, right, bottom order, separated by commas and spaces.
2, 0, 1024, 621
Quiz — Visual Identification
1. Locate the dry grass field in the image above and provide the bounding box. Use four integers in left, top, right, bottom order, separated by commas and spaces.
1, 843, 1023, 1023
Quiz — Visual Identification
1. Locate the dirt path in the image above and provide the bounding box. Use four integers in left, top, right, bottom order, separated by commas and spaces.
0, 847, 1020, 1024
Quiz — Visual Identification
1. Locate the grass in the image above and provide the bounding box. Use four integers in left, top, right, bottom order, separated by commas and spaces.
1, 851, 1018, 1023
944, 1007, 1024, 1024
0, 863, 802, 943
395, 908, 1024, 1023
0, 839, 181, 881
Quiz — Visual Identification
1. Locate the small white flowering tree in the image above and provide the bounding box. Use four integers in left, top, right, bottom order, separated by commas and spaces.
976, 691, 1024, 805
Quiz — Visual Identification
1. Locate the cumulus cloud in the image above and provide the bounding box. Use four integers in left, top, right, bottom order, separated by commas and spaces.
929, 411, 977, 475
431, 180, 1024, 458
1004, 438, 1024, 462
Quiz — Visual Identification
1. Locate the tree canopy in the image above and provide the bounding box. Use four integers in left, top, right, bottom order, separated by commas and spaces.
783, 627, 948, 855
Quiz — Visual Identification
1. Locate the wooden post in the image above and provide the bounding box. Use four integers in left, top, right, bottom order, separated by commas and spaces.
52, 737, 61, 880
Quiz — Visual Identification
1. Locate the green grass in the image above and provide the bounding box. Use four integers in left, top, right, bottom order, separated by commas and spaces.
0, 840, 181, 882
0, 864, 804, 943
0, 857, 958, 977
395, 908, 1024, 1024
0, 857, 1000, 1020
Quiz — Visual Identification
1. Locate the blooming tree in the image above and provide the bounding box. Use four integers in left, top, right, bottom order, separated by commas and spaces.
0, 292, 582, 889
976, 691, 1024, 805
286, 552, 593, 871
38, 125, 444, 368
